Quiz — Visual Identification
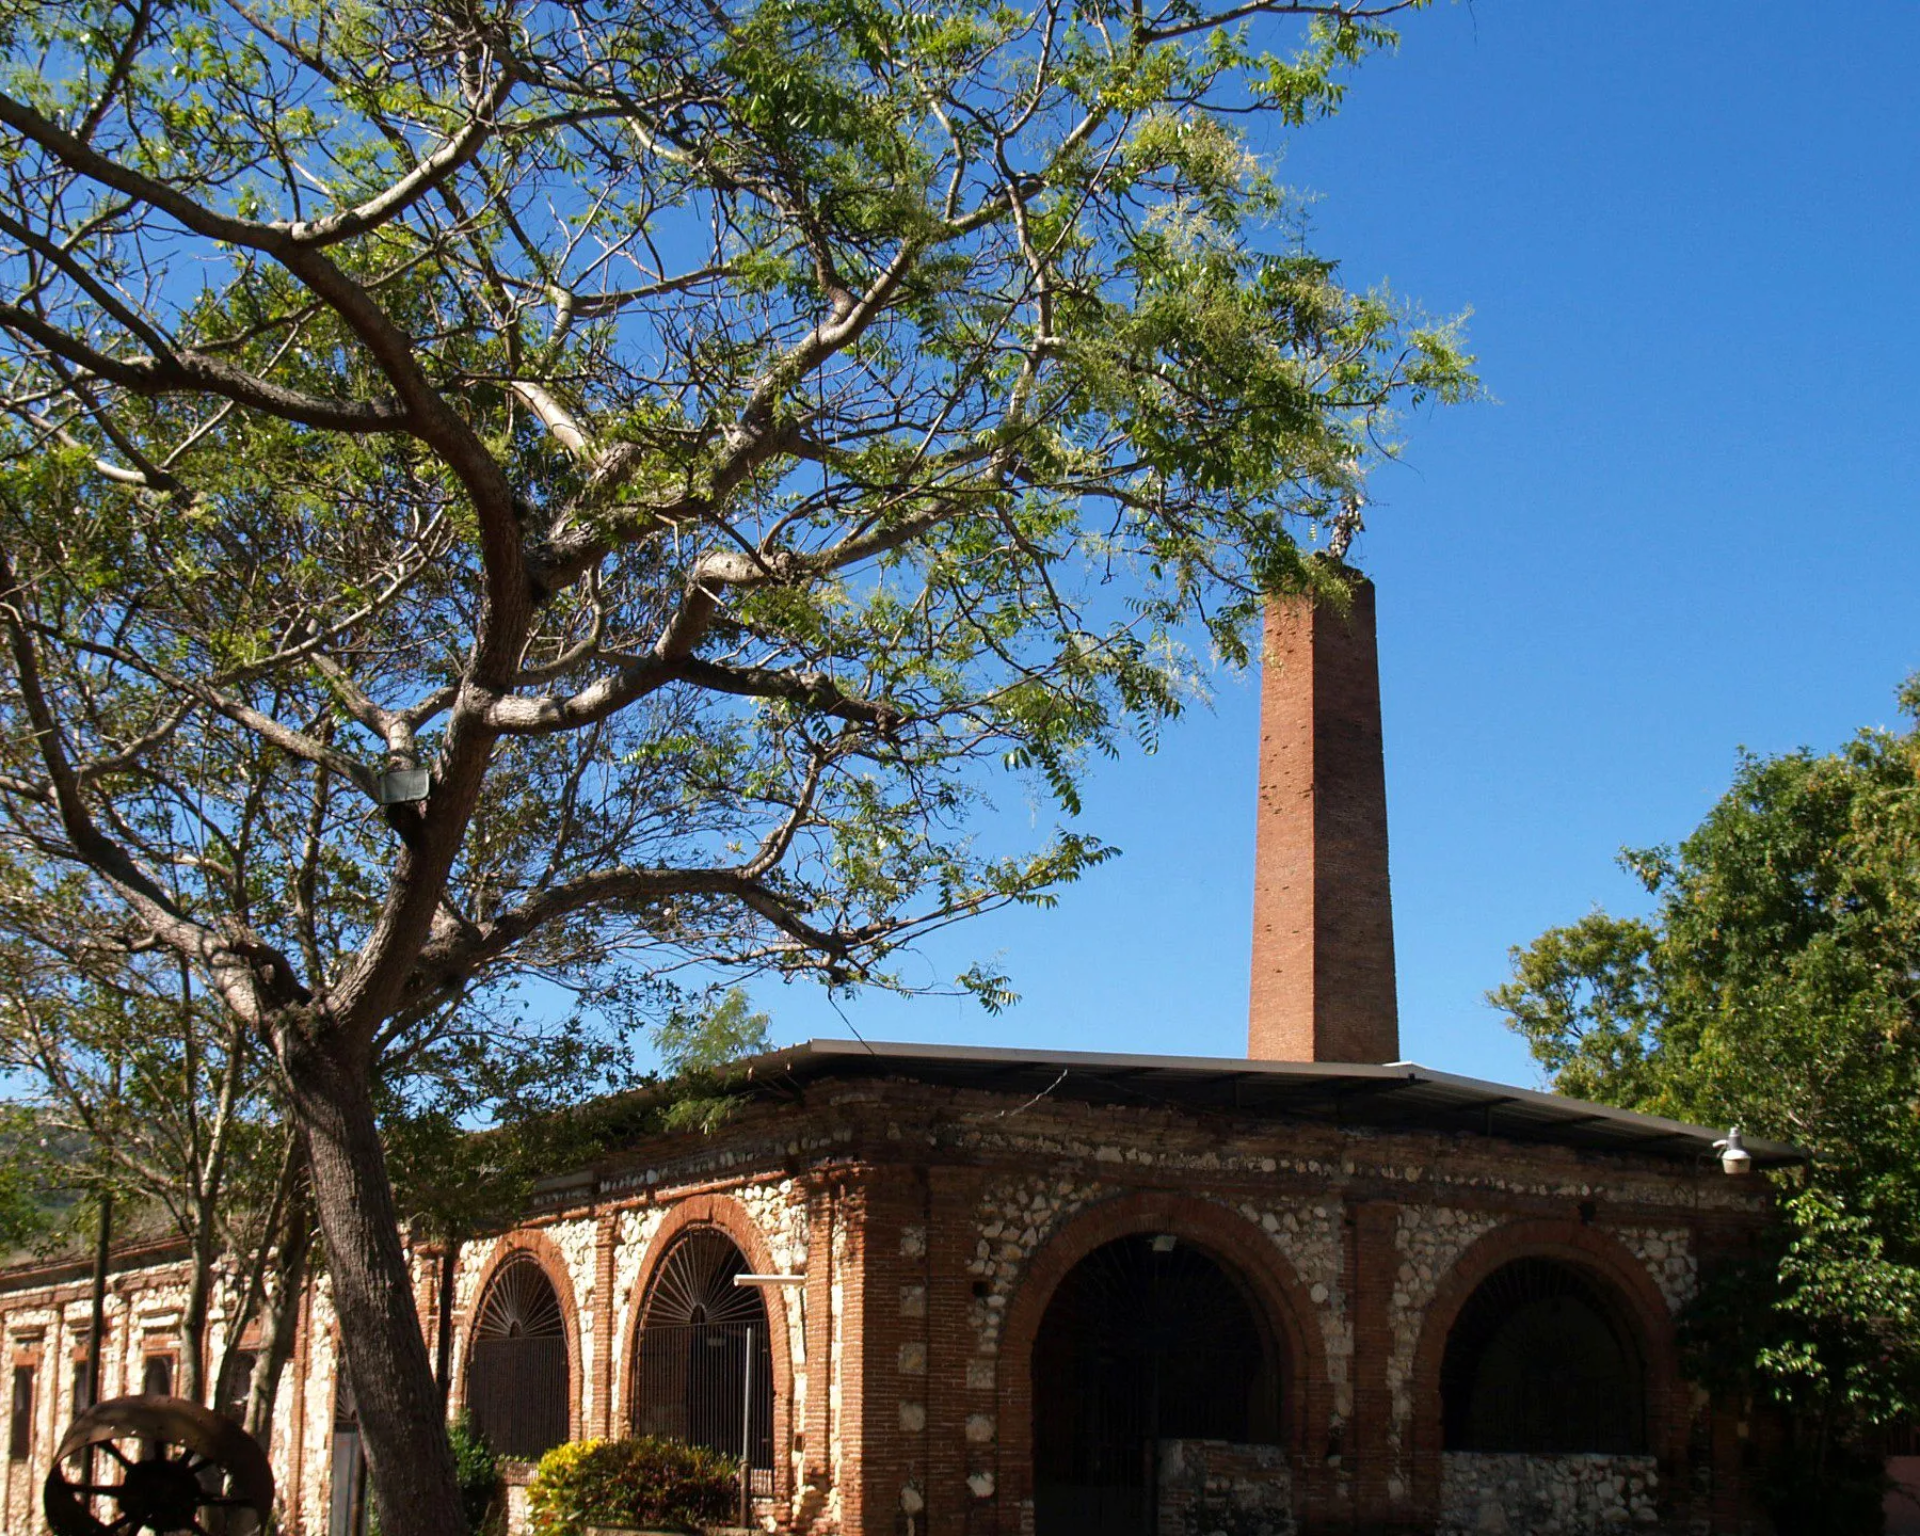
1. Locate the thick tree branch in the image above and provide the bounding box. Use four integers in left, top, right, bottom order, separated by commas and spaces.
0, 303, 412, 432
481, 651, 899, 735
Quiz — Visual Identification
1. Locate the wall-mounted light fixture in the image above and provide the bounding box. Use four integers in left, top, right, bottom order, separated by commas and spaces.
375, 766, 431, 805
1712, 1128, 1752, 1176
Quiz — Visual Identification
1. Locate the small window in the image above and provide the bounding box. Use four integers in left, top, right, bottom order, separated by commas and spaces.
8, 1364, 33, 1460
142, 1355, 173, 1398
220, 1352, 257, 1422
137, 1355, 175, 1462
70, 1358, 90, 1416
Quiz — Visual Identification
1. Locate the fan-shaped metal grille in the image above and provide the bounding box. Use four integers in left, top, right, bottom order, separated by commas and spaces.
1441, 1257, 1646, 1454
634, 1229, 773, 1487
468, 1257, 570, 1460
476, 1256, 567, 1340
642, 1229, 765, 1328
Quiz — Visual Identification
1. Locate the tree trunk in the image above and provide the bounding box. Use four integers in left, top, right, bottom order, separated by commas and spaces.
179, 1197, 218, 1402
184, 1013, 248, 1405
216, 1139, 302, 1427
86, 1189, 111, 1407
284, 1026, 465, 1536
246, 1185, 313, 1449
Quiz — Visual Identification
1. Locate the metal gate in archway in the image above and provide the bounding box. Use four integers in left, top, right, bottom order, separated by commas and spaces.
468, 1255, 572, 1461
1440, 1256, 1647, 1454
634, 1230, 775, 1496
1032, 1233, 1281, 1536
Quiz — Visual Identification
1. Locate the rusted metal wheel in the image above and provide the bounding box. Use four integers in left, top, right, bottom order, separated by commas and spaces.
43, 1394, 274, 1536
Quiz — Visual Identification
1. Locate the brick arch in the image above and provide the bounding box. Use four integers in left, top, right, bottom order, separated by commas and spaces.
616, 1193, 796, 1509
1407, 1218, 1689, 1516
997, 1190, 1334, 1521
455, 1228, 587, 1447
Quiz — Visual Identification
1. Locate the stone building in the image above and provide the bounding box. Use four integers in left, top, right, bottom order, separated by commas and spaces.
1, 585, 1794, 1536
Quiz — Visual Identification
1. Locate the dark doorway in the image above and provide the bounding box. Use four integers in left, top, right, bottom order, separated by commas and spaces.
634, 1229, 775, 1495
467, 1256, 572, 1460
1440, 1257, 1647, 1454
1032, 1234, 1280, 1536
327, 1373, 370, 1536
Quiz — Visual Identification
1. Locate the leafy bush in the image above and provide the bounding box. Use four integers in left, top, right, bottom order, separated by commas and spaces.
450, 1413, 504, 1535
525, 1437, 738, 1535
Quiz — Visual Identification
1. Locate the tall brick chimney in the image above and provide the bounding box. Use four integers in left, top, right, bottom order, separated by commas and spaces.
1248, 576, 1400, 1063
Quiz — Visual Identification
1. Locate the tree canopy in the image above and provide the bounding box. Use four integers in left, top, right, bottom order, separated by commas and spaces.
1493, 678, 1920, 1526
0, 0, 1466, 1528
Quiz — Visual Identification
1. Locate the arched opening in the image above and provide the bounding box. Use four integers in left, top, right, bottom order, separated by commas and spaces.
467, 1254, 572, 1460
1441, 1256, 1647, 1454
327, 1370, 371, 1536
633, 1228, 774, 1493
1032, 1233, 1281, 1536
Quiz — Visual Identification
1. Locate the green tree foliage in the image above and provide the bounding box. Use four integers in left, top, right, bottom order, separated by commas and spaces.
0, 1105, 53, 1251
1493, 679, 1920, 1526
0, 0, 1468, 1528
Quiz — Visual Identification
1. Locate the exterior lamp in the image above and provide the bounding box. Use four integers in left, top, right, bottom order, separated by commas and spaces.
1712, 1128, 1753, 1176
375, 766, 431, 805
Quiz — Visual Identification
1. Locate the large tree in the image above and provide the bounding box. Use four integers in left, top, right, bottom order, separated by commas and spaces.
1493, 680, 1920, 1528
0, 0, 1467, 1528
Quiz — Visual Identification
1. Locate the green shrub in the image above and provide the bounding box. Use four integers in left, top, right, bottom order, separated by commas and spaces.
449, 1412, 503, 1535
525, 1437, 738, 1535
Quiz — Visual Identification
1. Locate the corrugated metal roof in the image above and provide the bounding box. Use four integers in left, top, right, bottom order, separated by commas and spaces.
721, 1038, 1802, 1168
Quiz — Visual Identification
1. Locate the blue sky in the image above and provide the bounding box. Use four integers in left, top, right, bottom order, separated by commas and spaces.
748, 3, 1920, 1085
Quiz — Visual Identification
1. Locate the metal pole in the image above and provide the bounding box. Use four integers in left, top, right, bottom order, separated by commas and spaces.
740, 1326, 754, 1527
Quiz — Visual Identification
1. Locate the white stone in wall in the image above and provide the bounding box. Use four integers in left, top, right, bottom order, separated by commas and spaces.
736, 1179, 809, 1276
453, 1237, 495, 1318
1386, 1207, 1503, 1473
1439, 1451, 1660, 1534
1611, 1226, 1698, 1313
967, 1173, 1103, 1355
302, 1281, 344, 1536
1239, 1198, 1352, 1421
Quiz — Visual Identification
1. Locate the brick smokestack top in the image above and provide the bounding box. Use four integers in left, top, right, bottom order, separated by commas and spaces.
1248, 576, 1400, 1063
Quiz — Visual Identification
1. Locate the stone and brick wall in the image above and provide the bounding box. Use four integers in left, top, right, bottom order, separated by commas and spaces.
0, 1075, 1776, 1536
1438, 1452, 1660, 1534
1158, 1439, 1297, 1536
